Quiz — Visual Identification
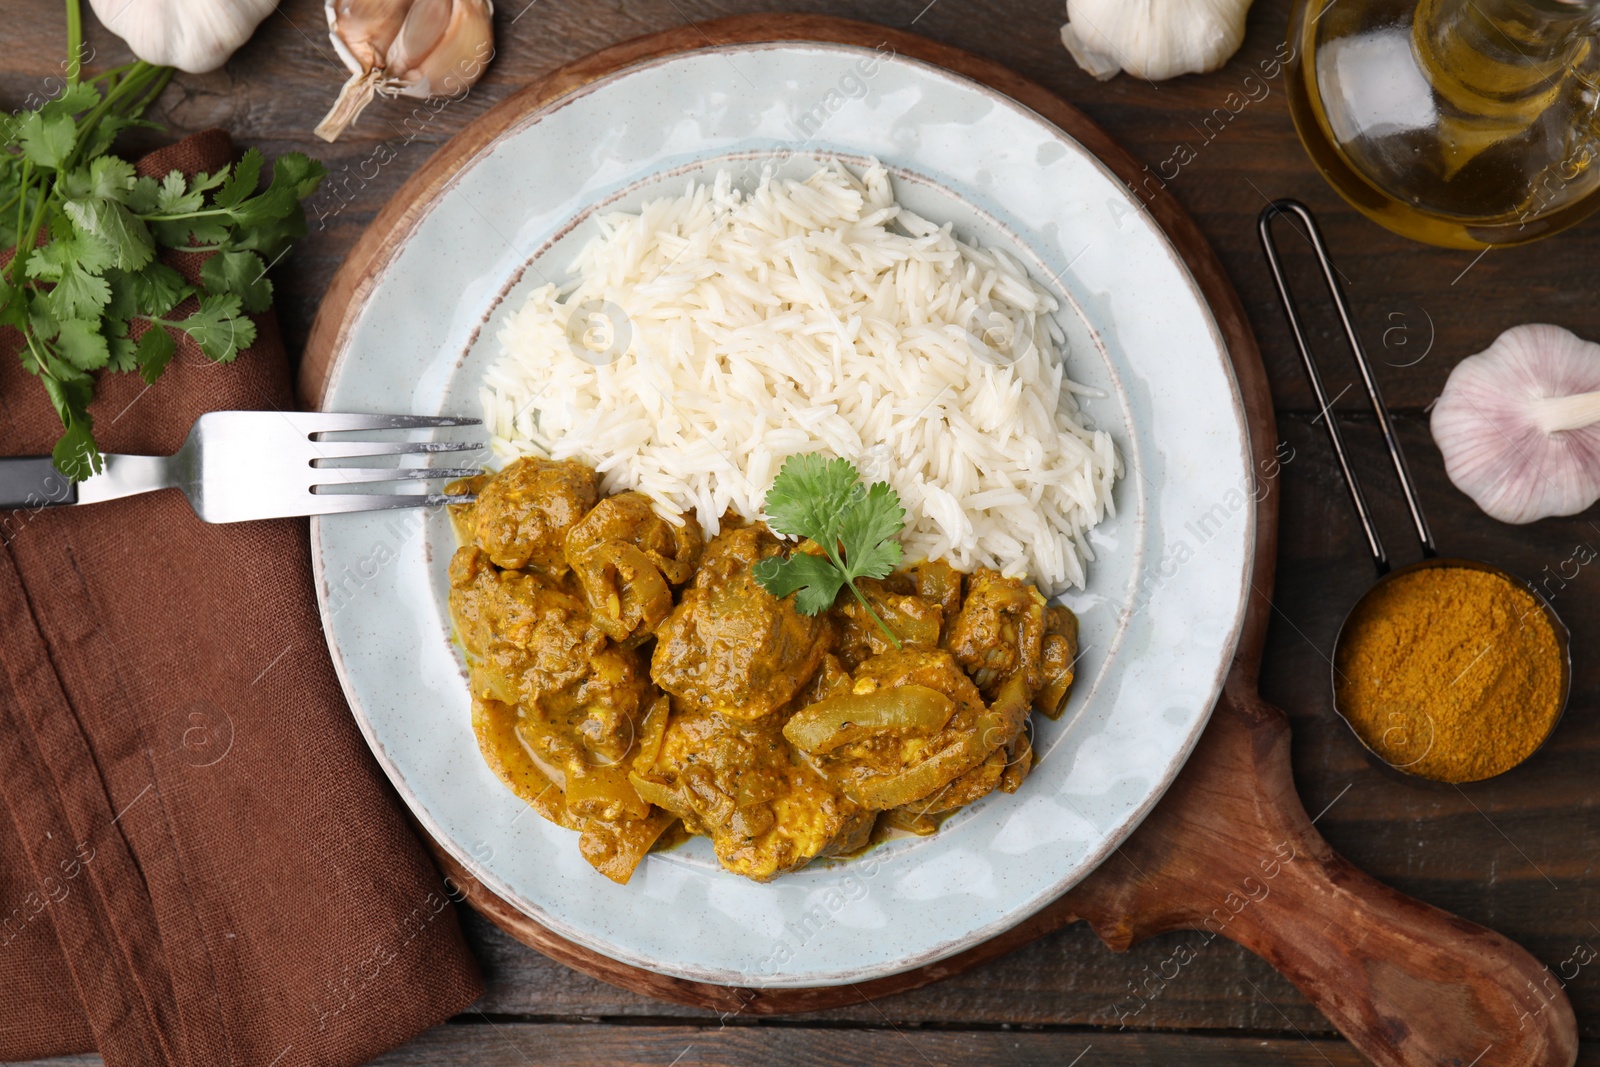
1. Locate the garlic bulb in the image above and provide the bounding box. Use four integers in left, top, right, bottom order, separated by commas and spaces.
1060, 0, 1252, 81
89, 0, 276, 74
1431, 324, 1600, 524
316, 0, 495, 142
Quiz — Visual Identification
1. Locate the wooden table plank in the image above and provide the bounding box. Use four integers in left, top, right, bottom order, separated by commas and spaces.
0, 1022, 1429, 1067
5, 0, 1599, 1062
26, 1029, 1600, 1067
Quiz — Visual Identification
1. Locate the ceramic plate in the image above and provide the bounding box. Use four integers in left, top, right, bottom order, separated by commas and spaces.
310, 42, 1254, 987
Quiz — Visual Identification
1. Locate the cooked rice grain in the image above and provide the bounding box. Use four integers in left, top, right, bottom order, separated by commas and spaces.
482, 160, 1119, 594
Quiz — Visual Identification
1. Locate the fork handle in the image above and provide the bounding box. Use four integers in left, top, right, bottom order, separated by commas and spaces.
0, 457, 78, 510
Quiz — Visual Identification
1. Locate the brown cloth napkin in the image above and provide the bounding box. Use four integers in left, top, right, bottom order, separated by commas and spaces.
0, 130, 482, 1066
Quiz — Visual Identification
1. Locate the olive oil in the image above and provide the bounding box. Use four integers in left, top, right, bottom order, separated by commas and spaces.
1286, 0, 1600, 247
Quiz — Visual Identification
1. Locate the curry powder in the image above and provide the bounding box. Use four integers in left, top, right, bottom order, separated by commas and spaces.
1333, 566, 1565, 783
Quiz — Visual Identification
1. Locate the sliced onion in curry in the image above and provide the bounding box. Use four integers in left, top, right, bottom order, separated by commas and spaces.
574, 542, 674, 641
565, 761, 652, 823
626, 771, 688, 816
841, 674, 1032, 810
783, 685, 956, 753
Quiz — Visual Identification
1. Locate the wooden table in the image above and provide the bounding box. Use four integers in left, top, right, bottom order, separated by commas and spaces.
8, 1, 1599, 1063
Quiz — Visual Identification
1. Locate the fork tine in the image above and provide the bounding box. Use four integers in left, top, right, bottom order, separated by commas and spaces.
285, 412, 482, 434
309, 440, 485, 459
312, 493, 478, 515
311, 467, 484, 487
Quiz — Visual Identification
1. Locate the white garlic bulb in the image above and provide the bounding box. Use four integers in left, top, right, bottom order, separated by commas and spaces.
1431, 324, 1600, 525
316, 0, 495, 142
88, 0, 277, 74
1059, 0, 1252, 81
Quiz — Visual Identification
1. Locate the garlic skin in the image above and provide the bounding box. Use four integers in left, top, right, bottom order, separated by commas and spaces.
316, 0, 495, 142
1431, 324, 1600, 525
89, 0, 277, 74
1060, 0, 1252, 81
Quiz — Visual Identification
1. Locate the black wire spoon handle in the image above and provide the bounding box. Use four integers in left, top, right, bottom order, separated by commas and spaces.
1257, 199, 1437, 575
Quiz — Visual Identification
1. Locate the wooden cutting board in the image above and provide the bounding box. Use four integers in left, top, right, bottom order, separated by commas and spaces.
301, 15, 1578, 1067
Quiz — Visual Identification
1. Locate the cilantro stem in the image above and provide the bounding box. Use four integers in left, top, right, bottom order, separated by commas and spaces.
11, 64, 167, 295
9, 161, 32, 286
137, 203, 243, 223
129, 66, 173, 114
65, 0, 82, 86
67, 61, 161, 165
818, 540, 903, 649
846, 577, 904, 649
9, 166, 46, 292
90, 63, 141, 85
22, 331, 62, 387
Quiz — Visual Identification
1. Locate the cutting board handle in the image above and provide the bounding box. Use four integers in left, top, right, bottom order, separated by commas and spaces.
1064, 679, 1577, 1067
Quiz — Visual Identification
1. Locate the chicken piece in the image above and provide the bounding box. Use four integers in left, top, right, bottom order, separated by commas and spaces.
651, 525, 833, 719
1034, 606, 1080, 719
830, 578, 944, 671
449, 545, 651, 781
566, 492, 703, 643
566, 491, 704, 585
794, 648, 1027, 811
445, 472, 490, 545
474, 690, 675, 885
943, 568, 1047, 697
450, 547, 672, 883
632, 700, 872, 881
469, 456, 597, 573
794, 653, 853, 707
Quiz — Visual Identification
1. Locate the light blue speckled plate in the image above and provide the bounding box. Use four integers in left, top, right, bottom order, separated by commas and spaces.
309, 41, 1253, 987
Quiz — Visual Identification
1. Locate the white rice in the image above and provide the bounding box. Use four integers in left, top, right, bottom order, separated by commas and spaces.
481, 160, 1119, 595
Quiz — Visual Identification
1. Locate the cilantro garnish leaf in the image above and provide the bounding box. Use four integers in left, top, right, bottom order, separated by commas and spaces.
108, 262, 188, 319
838, 480, 906, 581
63, 197, 154, 271
753, 453, 908, 645
200, 249, 272, 313
46, 262, 112, 320
751, 552, 846, 617
18, 111, 76, 168
28, 231, 114, 279
176, 293, 255, 362
40, 83, 99, 123
52, 415, 101, 482
54, 318, 110, 372
62, 155, 138, 202
134, 326, 175, 384
214, 148, 263, 208
763, 453, 866, 545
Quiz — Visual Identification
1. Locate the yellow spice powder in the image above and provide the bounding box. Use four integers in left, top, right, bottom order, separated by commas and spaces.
1333, 566, 1565, 783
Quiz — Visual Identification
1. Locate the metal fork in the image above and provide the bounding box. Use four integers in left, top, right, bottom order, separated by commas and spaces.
0, 412, 484, 522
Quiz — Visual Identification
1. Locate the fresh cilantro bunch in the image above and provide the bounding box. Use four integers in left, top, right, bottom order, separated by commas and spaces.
751, 453, 907, 646
1, 1, 325, 481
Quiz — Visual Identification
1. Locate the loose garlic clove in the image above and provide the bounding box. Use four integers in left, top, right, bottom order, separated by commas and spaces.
1059, 0, 1252, 81
89, 0, 277, 74
1430, 324, 1600, 525
316, 0, 495, 142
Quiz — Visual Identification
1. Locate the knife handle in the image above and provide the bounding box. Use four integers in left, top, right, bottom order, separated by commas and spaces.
0, 457, 78, 510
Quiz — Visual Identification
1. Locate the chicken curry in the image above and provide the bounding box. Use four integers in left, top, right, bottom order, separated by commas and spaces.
446, 457, 1079, 884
